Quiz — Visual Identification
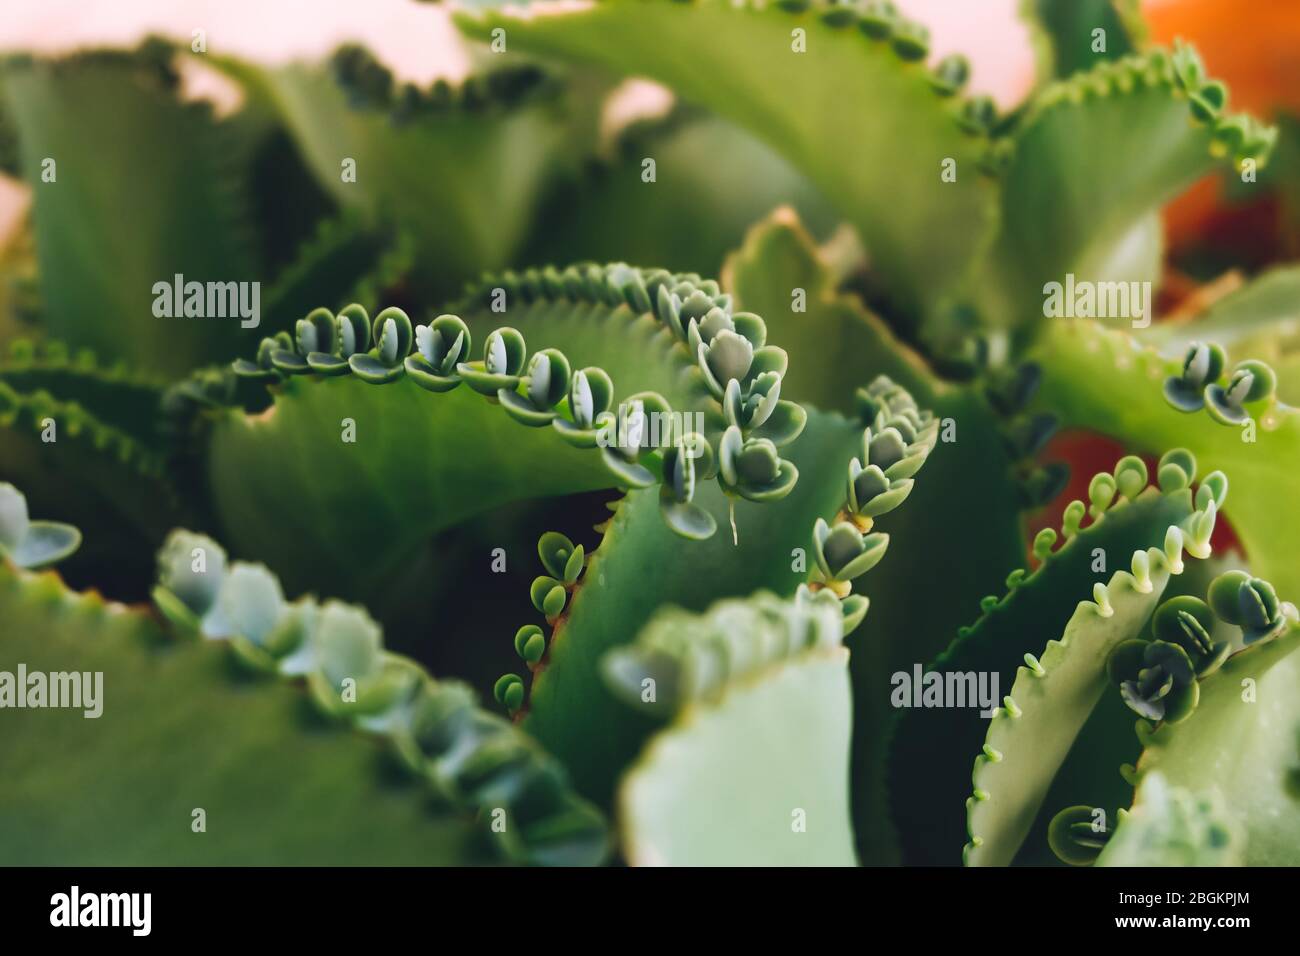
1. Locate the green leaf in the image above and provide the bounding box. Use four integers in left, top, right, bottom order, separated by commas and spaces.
2, 46, 264, 376
1096, 772, 1241, 867
0, 563, 491, 864
458, 0, 998, 316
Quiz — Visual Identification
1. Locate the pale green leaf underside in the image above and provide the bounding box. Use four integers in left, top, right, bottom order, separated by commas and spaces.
0, 565, 488, 864
1097, 772, 1242, 867
620, 649, 855, 866
1133, 624, 1300, 865
1029, 319, 1300, 598
457, 0, 997, 315
523, 112, 836, 280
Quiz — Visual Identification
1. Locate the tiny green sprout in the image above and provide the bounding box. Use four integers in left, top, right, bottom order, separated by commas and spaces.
458, 327, 527, 396
856, 374, 921, 424
306, 304, 371, 375
1214, 114, 1279, 166
499, 348, 572, 426
859, 1, 899, 40
598, 393, 671, 489
863, 425, 920, 480
1087, 471, 1117, 519
1205, 359, 1277, 425
1170, 39, 1207, 94
201, 563, 286, 643
659, 433, 717, 540
1152, 596, 1230, 677
846, 457, 913, 523
810, 517, 889, 597
1061, 499, 1087, 538
1108, 638, 1200, 723
273, 307, 336, 374
718, 425, 798, 503
0, 482, 82, 571
890, 19, 930, 60
514, 624, 546, 665
1047, 806, 1112, 866
553, 366, 615, 447
155, 528, 227, 623
306, 601, 397, 716
697, 329, 755, 398
958, 96, 998, 135
1163, 341, 1226, 413
1195, 470, 1228, 510
406, 313, 472, 392
349, 306, 413, 383
1113, 455, 1148, 501
1207, 570, 1289, 644
530, 575, 568, 618
1188, 80, 1227, 123
929, 54, 970, 97
1031, 527, 1057, 564
1156, 447, 1198, 492
1184, 499, 1217, 559
538, 531, 584, 584
233, 332, 292, 382
722, 372, 782, 433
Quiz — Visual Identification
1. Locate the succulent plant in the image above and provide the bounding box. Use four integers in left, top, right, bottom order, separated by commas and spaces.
1, 1, 1299, 870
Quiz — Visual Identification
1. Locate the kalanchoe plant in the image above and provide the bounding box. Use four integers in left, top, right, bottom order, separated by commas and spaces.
3, 0, 1300, 871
